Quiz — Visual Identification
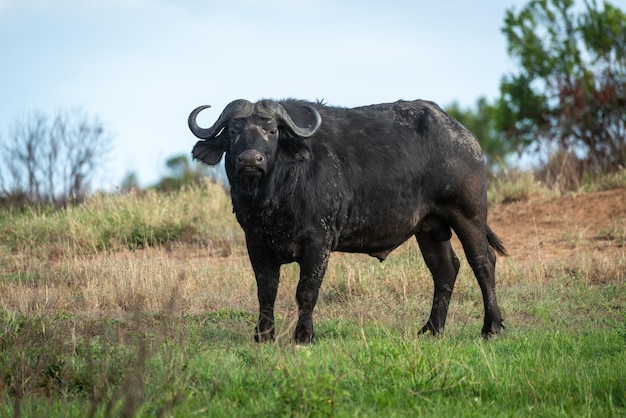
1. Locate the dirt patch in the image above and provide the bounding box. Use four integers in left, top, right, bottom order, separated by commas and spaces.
488, 188, 626, 265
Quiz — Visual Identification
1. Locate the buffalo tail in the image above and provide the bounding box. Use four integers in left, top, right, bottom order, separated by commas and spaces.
486, 225, 508, 257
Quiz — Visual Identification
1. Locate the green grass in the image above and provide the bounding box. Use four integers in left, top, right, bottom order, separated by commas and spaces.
0, 179, 242, 257
1, 310, 624, 417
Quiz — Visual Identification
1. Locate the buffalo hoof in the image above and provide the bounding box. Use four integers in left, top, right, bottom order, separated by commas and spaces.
294, 325, 315, 344
481, 321, 505, 340
254, 326, 275, 343
418, 322, 444, 337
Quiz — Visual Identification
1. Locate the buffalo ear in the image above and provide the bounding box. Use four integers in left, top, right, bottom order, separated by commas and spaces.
277, 138, 311, 162
192, 140, 226, 165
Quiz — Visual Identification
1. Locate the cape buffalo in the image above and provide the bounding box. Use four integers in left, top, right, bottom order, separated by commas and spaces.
189, 99, 507, 343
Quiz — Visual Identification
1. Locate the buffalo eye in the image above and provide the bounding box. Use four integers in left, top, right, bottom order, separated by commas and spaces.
262, 120, 278, 137
228, 122, 241, 137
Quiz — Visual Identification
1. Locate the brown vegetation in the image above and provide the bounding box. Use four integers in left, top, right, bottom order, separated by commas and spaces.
1, 182, 624, 327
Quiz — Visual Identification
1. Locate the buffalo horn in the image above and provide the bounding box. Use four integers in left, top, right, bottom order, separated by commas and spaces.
189, 99, 322, 140
188, 99, 255, 139
260, 101, 322, 138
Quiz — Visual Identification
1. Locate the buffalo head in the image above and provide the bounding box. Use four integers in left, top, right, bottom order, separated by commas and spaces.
189, 100, 322, 177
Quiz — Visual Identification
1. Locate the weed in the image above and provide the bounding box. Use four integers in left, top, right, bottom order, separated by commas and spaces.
597, 217, 626, 246
582, 168, 626, 192
488, 169, 555, 205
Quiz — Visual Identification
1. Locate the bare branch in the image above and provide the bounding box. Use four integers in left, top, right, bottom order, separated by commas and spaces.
0, 108, 113, 205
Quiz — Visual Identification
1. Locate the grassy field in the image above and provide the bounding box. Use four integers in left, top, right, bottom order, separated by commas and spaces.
0, 177, 625, 417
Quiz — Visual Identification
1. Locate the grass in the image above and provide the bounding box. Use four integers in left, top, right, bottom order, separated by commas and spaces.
488, 169, 556, 205
0, 177, 625, 416
0, 178, 242, 256
1, 308, 623, 417
487, 166, 626, 205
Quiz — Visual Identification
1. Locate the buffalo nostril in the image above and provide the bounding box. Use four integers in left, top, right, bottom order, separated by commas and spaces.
238, 149, 266, 171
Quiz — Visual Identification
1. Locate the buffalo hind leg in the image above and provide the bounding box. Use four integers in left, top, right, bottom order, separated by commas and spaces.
453, 217, 504, 339
416, 228, 460, 336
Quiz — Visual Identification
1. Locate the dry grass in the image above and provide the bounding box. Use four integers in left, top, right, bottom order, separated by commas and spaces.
0, 179, 249, 322
1, 178, 624, 330
488, 165, 626, 205
3, 236, 622, 342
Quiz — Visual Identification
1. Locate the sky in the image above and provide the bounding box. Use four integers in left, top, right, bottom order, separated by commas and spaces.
0, 0, 534, 189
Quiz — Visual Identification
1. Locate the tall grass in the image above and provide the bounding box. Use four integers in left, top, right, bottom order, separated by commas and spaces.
0, 176, 625, 416
0, 179, 242, 257
487, 166, 626, 205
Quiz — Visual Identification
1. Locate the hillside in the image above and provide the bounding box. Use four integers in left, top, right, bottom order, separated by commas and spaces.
489, 187, 626, 268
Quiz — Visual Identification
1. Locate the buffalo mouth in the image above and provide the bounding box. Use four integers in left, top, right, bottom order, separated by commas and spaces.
238, 166, 265, 177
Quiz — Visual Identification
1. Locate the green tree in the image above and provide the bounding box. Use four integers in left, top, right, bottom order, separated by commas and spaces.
154, 154, 223, 192
120, 170, 140, 193
496, 0, 626, 172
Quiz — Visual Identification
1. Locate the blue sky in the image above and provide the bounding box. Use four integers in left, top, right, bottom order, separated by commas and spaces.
0, 0, 533, 189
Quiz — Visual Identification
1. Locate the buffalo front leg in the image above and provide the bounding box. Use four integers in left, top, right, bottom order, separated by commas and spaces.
294, 247, 330, 344
248, 246, 281, 343
416, 230, 460, 336
255, 271, 280, 342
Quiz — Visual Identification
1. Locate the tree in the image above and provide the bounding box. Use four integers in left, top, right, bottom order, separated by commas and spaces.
0, 108, 112, 205
120, 171, 140, 194
446, 97, 512, 172
496, 0, 626, 172
153, 154, 224, 192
